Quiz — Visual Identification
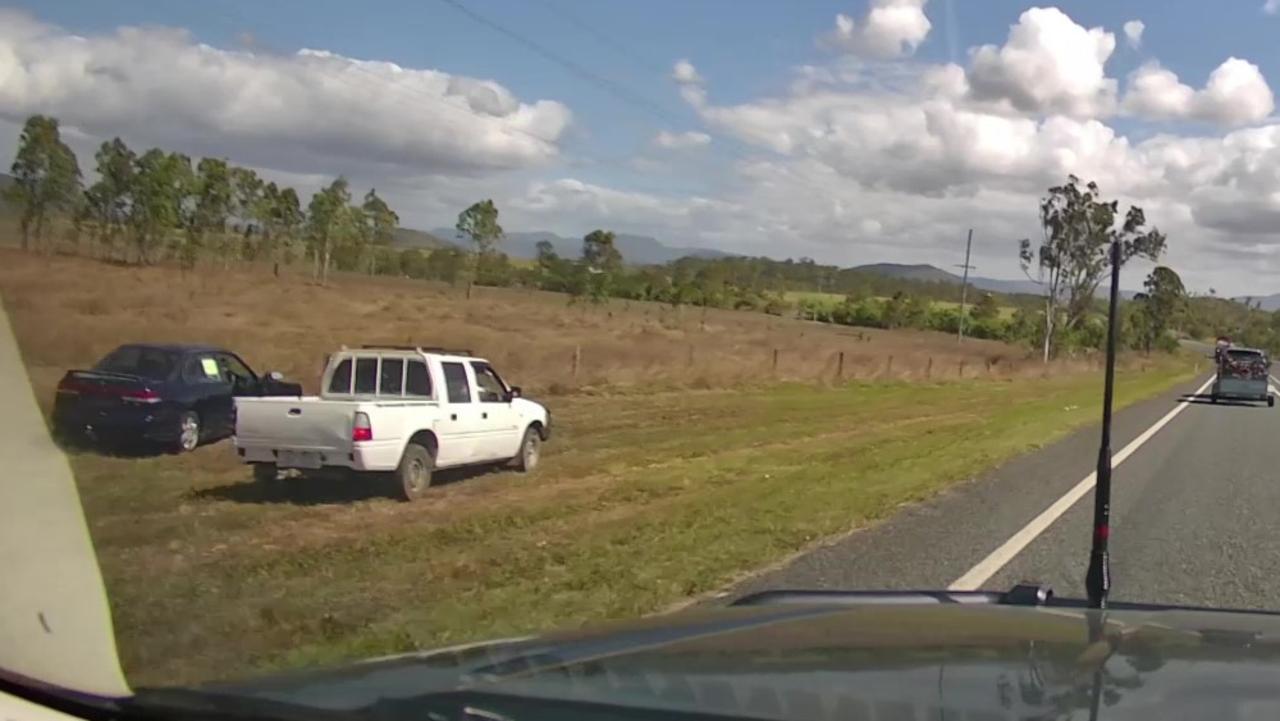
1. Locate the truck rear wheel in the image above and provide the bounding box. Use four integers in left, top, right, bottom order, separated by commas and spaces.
396, 443, 435, 501
252, 462, 278, 484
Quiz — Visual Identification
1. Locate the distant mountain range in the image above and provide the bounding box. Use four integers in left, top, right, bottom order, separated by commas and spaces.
850, 262, 1047, 297
1233, 294, 1280, 311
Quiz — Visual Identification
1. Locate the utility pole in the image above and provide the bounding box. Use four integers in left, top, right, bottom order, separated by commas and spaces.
956, 229, 975, 343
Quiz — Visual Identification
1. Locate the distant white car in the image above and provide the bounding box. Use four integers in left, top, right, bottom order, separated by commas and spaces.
233, 347, 550, 500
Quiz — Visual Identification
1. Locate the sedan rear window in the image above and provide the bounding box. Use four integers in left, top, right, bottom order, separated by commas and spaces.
95, 346, 179, 381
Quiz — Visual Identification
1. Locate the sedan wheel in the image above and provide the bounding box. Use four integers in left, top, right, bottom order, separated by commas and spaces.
177, 412, 201, 453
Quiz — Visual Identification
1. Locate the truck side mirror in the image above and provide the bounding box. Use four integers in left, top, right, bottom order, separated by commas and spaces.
268, 371, 284, 382
507, 386, 522, 401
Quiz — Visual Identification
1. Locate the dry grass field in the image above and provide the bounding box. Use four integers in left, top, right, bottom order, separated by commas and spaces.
0, 249, 1078, 410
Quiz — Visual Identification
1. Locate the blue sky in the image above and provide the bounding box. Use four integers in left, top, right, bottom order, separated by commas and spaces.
5, 1, 1280, 291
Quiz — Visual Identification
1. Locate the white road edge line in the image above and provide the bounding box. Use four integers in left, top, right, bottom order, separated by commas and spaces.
947, 375, 1214, 591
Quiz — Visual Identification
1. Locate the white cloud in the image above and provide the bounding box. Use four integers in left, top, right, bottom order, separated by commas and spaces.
966, 7, 1117, 118
507, 178, 740, 241
1122, 63, 1195, 119
818, 0, 932, 59
1265, 0, 1280, 15
671, 59, 704, 85
1123, 58, 1274, 126
0, 10, 571, 177
1196, 58, 1275, 125
653, 130, 711, 149
1123, 20, 1144, 49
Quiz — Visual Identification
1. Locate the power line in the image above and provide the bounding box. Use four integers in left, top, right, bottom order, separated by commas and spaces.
436, 0, 686, 128
438, 0, 844, 199
530, 0, 670, 76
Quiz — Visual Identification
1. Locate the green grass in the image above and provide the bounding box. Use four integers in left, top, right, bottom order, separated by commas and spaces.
783, 290, 846, 307
73, 361, 1193, 685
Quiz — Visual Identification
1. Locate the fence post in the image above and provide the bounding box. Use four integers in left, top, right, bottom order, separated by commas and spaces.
837, 351, 845, 380
687, 344, 695, 367
886, 355, 894, 377
926, 356, 933, 379
572, 345, 581, 380
772, 348, 779, 373
959, 360, 966, 378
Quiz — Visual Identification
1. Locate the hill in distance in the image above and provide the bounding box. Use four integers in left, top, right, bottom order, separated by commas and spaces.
390, 227, 451, 250
850, 262, 1046, 296
1232, 294, 1280, 311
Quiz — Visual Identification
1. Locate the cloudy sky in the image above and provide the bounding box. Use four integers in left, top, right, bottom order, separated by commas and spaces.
4, 1, 1280, 293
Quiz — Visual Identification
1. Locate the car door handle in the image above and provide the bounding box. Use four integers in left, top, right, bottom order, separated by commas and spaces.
288, 408, 301, 416
482, 412, 488, 419
451, 413, 457, 421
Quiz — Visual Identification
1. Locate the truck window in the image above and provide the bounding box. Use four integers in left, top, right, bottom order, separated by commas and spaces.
327, 358, 353, 394
354, 358, 378, 394
470, 362, 507, 403
405, 360, 431, 397
380, 358, 404, 396
441, 362, 472, 403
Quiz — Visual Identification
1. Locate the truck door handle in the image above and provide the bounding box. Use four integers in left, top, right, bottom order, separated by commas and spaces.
288, 408, 301, 416
482, 412, 488, 419
451, 413, 457, 421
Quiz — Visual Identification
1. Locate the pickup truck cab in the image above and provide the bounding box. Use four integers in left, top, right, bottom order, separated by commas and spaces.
233, 347, 550, 500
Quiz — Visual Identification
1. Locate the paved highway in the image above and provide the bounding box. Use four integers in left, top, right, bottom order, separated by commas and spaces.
733, 373, 1280, 611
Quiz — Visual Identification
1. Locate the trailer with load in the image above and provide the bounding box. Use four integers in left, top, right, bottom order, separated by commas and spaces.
1211, 345, 1273, 407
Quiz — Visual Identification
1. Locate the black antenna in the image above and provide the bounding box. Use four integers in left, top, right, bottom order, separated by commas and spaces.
1085, 241, 1122, 609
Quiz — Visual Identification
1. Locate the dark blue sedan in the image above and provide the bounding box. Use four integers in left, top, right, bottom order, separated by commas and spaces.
52, 343, 300, 452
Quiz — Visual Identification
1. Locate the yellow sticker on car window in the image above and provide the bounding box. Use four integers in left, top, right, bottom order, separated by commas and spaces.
201, 358, 220, 378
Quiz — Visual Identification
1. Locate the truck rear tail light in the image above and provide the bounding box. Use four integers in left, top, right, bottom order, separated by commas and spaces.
352, 412, 373, 442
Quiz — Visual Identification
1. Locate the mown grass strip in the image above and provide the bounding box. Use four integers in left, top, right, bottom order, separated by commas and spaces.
86, 364, 1191, 684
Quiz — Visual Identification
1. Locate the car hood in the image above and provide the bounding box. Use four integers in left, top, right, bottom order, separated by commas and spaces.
153, 603, 1280, 720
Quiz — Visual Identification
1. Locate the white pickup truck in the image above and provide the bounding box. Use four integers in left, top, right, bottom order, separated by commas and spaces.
233, 347, 550, 500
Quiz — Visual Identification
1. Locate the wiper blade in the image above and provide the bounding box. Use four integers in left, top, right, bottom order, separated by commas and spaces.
732, 583, 1280, 617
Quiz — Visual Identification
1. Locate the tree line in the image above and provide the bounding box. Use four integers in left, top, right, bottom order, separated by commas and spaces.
5, 115, 397, 281
7, 114, 1214, 357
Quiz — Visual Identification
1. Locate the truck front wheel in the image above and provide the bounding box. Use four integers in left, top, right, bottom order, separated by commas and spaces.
396, 443, 435, 501
512, 426, 541, 473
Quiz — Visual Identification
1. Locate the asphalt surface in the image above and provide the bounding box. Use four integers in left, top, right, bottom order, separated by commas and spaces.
731, 372, 1280, 610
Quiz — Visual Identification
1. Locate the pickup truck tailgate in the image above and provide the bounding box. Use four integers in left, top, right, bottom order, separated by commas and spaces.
234, 397, 356, 453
